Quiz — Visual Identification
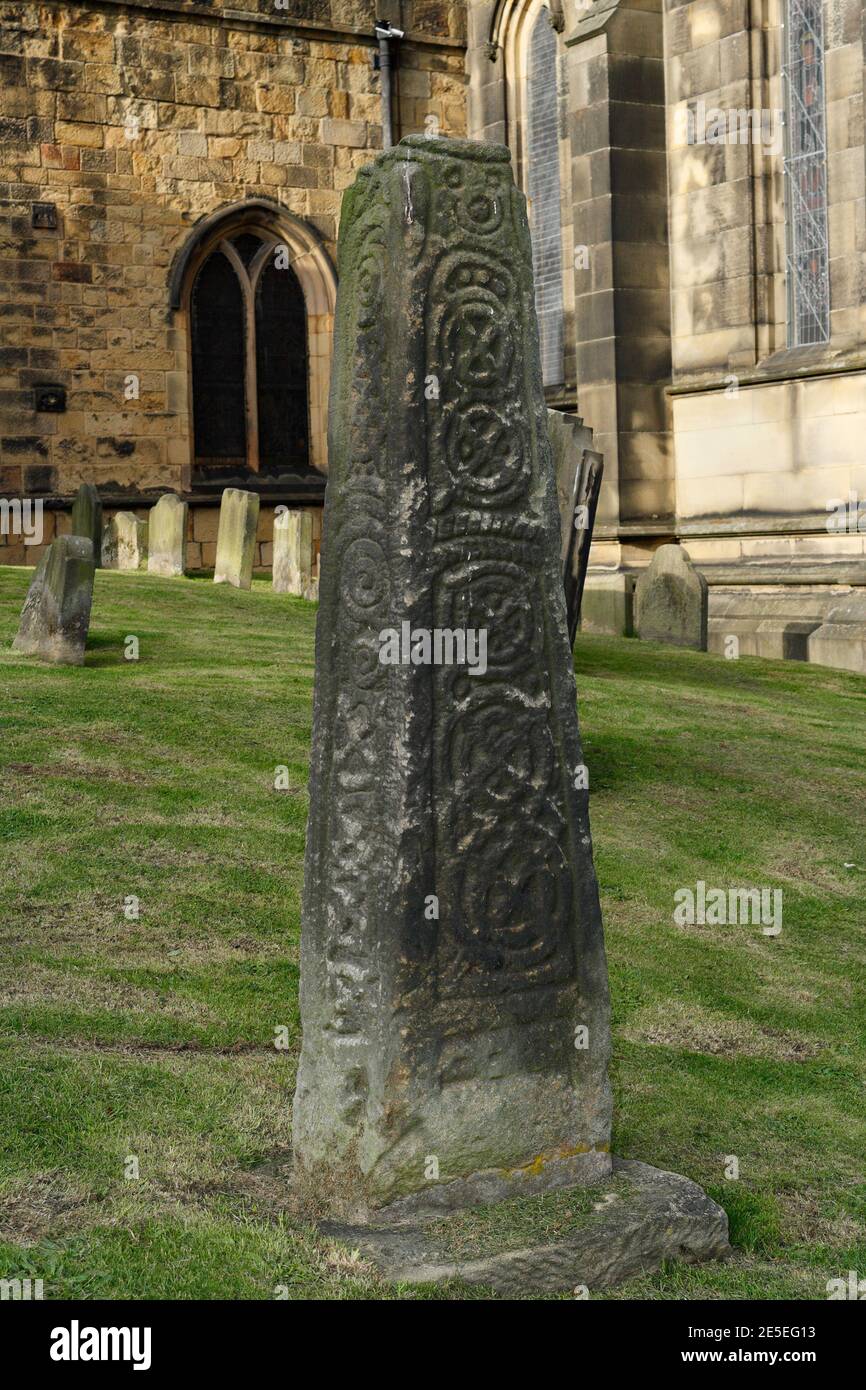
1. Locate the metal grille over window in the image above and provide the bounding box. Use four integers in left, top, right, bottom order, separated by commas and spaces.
783, 0, 830, 346
526, 9, 565, 386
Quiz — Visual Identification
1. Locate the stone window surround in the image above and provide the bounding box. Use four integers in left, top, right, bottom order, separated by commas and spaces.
669, 0, 858, 382
169, 198, 337, 481
485, 0, 577, 403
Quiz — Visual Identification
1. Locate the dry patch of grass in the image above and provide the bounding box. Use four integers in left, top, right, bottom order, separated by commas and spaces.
0, 963, 220, 1023
621, 1001, 822, 1061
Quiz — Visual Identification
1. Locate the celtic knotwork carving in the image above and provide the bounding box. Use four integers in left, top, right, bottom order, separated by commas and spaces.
351, 632, 386, 690
340, 536, 389, 621
441, 295, 514, 392
449, 824, 573, 981
438, 560, 537, 679
444, 402, 529, 506
447, 695, 555, 809
460, 183, 504, 237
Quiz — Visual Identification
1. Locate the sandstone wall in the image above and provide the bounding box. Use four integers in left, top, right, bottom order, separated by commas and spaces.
0, 0, 466, 563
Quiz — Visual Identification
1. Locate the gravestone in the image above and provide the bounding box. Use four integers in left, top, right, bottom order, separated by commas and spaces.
12, 535, 95, 665
292, 137, 728, 1289
71, 483, 103, 568
214, 487, 260, 589
102, 512, 147, 570
147, 493, 187, 577
273, 508, 317, 600
635, 543, 708, 650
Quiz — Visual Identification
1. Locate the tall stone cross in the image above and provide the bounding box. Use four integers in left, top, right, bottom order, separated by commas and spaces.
293, 136, 611, 1223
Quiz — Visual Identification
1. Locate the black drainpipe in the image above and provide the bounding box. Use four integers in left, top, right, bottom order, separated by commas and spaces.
374, 20, 404, 150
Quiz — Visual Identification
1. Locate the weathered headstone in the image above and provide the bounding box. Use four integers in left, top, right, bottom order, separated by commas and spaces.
214, 487, 260, 589
273, 508, 317, 600
12, 535, 95, 665
635, 543, 708, 650
102, 511, 147, 570
147, 493, 187, 578
71, 483, 103, 568
292, 135, 729, 1289
293, 136, 613, 1225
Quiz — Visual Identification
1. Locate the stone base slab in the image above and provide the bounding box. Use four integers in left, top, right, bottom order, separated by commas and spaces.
320, 1158, 731, 1295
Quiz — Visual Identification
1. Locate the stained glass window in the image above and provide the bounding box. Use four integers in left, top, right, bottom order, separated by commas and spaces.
783, 0, 830, 346
526, 9, 565, 386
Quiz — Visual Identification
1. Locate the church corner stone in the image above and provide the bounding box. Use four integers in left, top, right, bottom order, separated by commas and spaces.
71, 483, 103, 569
147, 494, 188, 578
214, 487, 260, 590
12, 535, 95, 666
635, 543, 708, 651
292, 136, 612, 1225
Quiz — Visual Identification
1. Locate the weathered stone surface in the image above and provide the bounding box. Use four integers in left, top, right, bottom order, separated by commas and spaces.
322, 1158, 732, 1295
12, 535, 95, 665
581, 573, 636, 637
147, 493, 187, 578
292, 136, 612, 1225
635, 543, 708, 650
273, 508, 317, 600
547, 410, 594, 556
71, 483, 103, 568
102, 511, 147, 570
546, 411, 604, 644
807, 592, 866, 673
214, 487, 260, 589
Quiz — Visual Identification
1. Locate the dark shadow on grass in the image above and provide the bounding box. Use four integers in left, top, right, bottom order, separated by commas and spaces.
573, 636, 866, 718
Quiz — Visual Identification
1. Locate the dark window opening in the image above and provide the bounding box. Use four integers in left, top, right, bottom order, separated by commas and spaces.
191, 250, 246, 467
189, 230, 314, 485
256, 258, 310, 473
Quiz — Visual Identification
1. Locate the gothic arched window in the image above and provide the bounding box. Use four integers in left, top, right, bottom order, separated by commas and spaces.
190, 230, 311, 479
525, 8, 565, 386
783, 0, 830, 345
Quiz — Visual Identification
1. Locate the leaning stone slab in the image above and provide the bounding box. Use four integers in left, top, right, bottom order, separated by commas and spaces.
323, 1159, 730, 1295
807, 592, 866, 674
273, 508, 317, 600
147, 493, 187, 577
547, 409, 594, 555
102, 511, 147, 570
293, 135, 613, 1226
214, 487, 260, 589
12, 535, 95, 665
635, 543, 708, 650
71, 483, 103, 568
546, 411, 604, 645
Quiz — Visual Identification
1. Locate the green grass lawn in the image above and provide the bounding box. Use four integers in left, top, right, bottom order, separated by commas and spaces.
0, 564, 864, 1300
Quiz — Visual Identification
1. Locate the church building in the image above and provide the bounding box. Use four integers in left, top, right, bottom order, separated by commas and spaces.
1, 1, 864, 664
